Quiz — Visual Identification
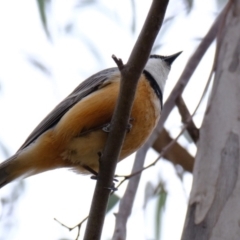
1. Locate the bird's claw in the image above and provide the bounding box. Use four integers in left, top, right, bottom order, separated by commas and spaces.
105, 182, 118, 192
102, 118, 134, 133
102, 124, 111, 133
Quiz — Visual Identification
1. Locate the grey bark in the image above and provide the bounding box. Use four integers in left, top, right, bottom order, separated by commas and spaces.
181, 1, 240, 239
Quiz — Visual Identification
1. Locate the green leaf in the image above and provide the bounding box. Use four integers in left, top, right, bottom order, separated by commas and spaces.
182, 0, 194, 14
143, 182, 155, 209
130, 0, 136, 34
155, 187, 167, 240
36, 0, 51, 39
106, 194, 120, 213
27, 56, 51, 76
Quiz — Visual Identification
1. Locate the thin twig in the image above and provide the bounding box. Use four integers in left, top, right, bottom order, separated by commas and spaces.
112, 55, 124, 70
54, 216, 88, 240
75, 226, 81, 240
115, 125, 188, 189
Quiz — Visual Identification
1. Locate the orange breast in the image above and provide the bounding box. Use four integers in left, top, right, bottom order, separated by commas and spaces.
120, 77, 160, 159
56, 74, 161, 173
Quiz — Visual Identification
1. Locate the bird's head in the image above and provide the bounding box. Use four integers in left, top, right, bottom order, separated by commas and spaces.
144, 51, 182, 92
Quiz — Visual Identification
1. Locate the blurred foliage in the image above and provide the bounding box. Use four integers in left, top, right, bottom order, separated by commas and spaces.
75, 0, 97, 8
0, 140, 10, 159
143, 182, 155, 209
75, 0, 116, 23
152, 16, 175, 53
130, 0, 136, 34
27, 55, 51, 76
155, 185, 167, 240
36, 0, 51, 39
106, 194, 120, 213
144, 182, 168, 240
0, 181, 25, 240
182, 0, 194, 13
182, 0, 228, 13
35, 0, 230, 43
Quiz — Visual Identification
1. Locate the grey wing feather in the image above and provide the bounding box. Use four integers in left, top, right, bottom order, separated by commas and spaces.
18, 67, 119, 151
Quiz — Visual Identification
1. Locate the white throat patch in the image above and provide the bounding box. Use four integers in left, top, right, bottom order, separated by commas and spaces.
144, 58, 170, 92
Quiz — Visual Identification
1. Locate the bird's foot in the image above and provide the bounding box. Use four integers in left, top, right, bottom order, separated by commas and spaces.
82, 165, 99, 179
126, 118, 134, 133
102, 123, 111, 133
104, 182, 118, 193
102, 118, 134, 133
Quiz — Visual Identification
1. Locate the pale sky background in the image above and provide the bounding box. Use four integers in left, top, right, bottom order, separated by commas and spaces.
0, 0, 219, 239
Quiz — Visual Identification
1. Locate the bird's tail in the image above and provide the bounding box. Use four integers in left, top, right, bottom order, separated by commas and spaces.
0, 154, 25, 188
0, 152, 71, 188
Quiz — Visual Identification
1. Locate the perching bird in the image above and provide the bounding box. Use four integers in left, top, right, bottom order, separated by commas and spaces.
0, 52, 181, 188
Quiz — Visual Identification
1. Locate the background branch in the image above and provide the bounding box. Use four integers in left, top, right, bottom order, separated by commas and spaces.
134, 3, 226, 170
175, 96, 199, 144
157, 4, 226, 132
112, 145, 148, 240
153, 128, 194, 172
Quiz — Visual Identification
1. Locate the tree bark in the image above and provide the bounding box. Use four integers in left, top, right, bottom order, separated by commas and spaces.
181, 1, 240, 239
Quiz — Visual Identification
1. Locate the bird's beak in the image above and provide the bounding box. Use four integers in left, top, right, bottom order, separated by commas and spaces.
163, 51, 182, 66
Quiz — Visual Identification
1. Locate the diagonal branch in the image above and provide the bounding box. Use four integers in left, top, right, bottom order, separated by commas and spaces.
83, 1, 169, 239
112, 144, 149, 240
175, 96, 199, 144
157, 3, 227, 133
139, 2, 228, 162
111, 6, 229, 238
152, 128, 194, 172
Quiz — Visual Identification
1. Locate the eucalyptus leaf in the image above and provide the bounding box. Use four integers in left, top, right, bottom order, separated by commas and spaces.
36, 0, 51, 39
106, 194, 120, 213
155, 188, 167, 240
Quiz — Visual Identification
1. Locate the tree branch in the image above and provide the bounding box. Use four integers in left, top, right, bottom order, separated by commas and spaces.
83, 1, 169, 239
137, 3, 226, 164
153, 128, 194, 172
175, 96, 199, 144
112, 145, 148, 240
54, 216, 88, 240
156, 3, 226, 133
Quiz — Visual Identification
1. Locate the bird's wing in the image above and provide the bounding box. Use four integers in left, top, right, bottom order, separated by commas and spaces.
18, 67, 119, 151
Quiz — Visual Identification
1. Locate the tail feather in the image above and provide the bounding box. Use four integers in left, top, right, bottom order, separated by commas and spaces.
0, 153, 69, 188
0, 154, 20, 188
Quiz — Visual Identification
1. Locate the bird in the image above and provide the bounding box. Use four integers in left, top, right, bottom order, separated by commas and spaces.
0, 52, 181, 188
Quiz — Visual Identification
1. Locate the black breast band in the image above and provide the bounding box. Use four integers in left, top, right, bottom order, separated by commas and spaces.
143, 70, 163, 109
